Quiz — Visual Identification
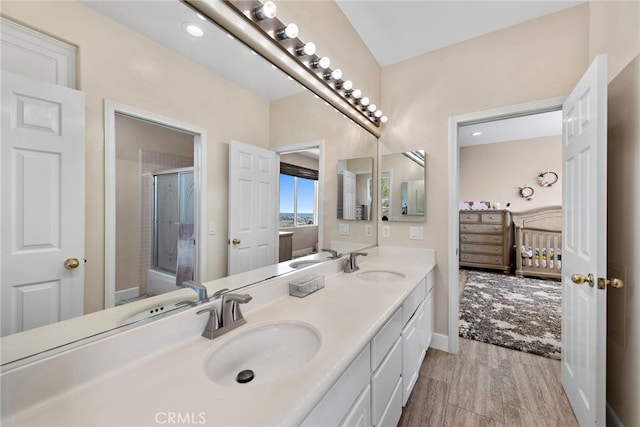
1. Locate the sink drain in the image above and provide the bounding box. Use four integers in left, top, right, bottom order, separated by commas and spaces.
236, 369, 255, 384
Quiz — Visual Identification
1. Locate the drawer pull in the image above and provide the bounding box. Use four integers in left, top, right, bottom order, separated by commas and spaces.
462, 236, 468, 240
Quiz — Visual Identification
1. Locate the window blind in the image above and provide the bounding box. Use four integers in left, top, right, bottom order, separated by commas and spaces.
280, 162, 319, 180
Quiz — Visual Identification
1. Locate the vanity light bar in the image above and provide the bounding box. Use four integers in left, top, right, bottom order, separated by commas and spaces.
230, 0, 387, 127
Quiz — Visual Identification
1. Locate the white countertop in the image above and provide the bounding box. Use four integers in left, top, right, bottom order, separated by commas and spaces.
4, 247, 435, 426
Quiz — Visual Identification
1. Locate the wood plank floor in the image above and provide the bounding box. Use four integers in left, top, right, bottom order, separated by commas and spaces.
398, 338, 578, 427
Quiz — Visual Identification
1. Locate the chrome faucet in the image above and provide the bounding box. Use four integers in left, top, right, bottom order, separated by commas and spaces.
182, 281, 208, 301
321, 248, 342, 259
344, 252, 368, 273
196, 292, 252, 340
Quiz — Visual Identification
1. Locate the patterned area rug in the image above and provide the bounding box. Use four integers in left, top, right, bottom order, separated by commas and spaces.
459, 269, 562, 359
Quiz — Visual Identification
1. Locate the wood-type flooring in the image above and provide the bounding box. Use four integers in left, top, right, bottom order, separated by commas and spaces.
398, 338, 578, 426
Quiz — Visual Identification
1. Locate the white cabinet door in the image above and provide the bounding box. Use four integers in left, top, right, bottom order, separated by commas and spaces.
402, 299, 426, 405
424, 287, 434, 349
340, 385, 371, 427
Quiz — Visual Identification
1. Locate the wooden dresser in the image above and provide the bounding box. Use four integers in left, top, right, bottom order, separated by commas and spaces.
459, 210, 512, 273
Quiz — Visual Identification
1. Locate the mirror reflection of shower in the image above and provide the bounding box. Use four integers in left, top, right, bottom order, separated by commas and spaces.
151, 168, 195, 296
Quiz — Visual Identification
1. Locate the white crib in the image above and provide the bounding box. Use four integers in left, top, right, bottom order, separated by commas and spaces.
512, 206, 562, 280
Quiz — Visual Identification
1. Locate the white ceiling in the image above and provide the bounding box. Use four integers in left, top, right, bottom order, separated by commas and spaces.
336, 1, 584, 67
459, 110, 562, 147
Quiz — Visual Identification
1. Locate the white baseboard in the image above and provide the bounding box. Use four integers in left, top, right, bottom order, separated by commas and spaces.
429, 333, 449, 352
606, 402, 624, 427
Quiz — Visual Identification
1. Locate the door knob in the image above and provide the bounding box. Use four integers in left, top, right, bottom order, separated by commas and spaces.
228, 238, 241, 245
571, 273, 594, 287
64, 258, 80, 270
597, 277, 624, 290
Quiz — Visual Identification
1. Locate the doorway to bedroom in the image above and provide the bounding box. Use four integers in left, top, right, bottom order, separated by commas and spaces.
456, 108, 564, 360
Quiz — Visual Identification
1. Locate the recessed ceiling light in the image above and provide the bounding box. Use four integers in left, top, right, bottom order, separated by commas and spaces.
184, 23, 204, 38
471, 131, 482, 136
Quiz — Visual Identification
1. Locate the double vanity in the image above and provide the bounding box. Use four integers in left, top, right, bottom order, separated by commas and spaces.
1, 247, 435, 426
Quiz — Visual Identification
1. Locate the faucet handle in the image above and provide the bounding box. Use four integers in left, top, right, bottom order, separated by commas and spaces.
221, 293, 252, 325
196, 307, 220, 339
321, 248, 341, 259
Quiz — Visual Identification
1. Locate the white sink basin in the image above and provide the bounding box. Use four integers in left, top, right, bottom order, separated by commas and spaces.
289, 259, 323, 269
357, 270, 406, 282
203, 321, 321, 386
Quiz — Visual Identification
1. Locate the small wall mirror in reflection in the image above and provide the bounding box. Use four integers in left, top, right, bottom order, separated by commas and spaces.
337, 157, 374, 221
381, 150, 426, 222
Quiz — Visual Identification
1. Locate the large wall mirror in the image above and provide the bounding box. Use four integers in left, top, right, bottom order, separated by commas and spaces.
380, 151, 426, 222
0, 0, 376, 365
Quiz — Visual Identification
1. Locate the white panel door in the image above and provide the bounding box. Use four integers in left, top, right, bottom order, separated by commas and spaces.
1, 72, 85, 336
228, 140, 277, 275
561, 54, 607, 426
343, 170, 356, 220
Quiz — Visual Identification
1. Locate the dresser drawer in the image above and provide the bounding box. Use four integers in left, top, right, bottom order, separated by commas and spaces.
459, 212, 480, 223
460, 243, 503, 254
460, 233, 502, 244
460, 253, 503, 265
481, 213, 503, 224
460, 223, 503, 234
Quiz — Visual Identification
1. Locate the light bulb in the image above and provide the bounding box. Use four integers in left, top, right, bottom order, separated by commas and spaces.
254, 1, 277, 20
360, 97, 370, 107
276, 23, 298, 40
311, 56, 331, 69
351, 89, 362, 99
340, 80, 353, 91
380, 115, 388, 123
324, 69, 342, 80
367, 104, 377, 113
295, 42, 316, 56
375, 110, 383, 118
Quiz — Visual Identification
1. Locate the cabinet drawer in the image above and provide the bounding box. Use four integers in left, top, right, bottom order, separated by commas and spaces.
402, 279, 426, 325
377, 377, 403, 427
481, 213, 503, 224
302, 344, 371, 427
460, 223, 503, 234
459, 212, 480, 223
371, 308, 402, 369
460, 233, 502, 244
371, 338, 402, 425
460, 243, 503, 254
460, 253, 503, 265
340, 384, 371, 427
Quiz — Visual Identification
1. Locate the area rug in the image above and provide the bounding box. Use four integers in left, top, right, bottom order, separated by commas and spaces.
459, 270, 562, 359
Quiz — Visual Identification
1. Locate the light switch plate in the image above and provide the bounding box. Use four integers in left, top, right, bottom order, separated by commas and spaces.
410, 226, 424, 240
382, 225, 390, 238
339, 223, 350, 235
208, 223, 216, 235
365, 224, 373, 237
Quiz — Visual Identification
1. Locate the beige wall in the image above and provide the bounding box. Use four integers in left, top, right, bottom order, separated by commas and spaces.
380, 4, 590, 335
2, 1, 270, 313
460, 136, 562, 212
606, 54, 640, 427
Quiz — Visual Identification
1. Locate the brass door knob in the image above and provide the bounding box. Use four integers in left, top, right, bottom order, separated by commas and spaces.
228, 238, 241, 245
571, 273, 594, 287
597, 277, 624, 289
64, 258, 80, 270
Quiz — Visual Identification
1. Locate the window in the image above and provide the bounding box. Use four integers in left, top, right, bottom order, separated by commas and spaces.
381, 172, 391, 220
279, 174, 317, 227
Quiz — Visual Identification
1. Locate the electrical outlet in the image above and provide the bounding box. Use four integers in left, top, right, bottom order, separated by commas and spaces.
410, 226, 423, 240
365, 224, 372, 237
382, 225, 390, 238
339, 223, 350, 235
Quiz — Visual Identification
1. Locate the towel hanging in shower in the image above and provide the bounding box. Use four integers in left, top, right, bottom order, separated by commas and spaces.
176, 223, 195, 287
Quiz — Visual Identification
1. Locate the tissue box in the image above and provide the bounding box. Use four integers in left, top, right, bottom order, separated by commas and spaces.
289, 274, 325, 298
